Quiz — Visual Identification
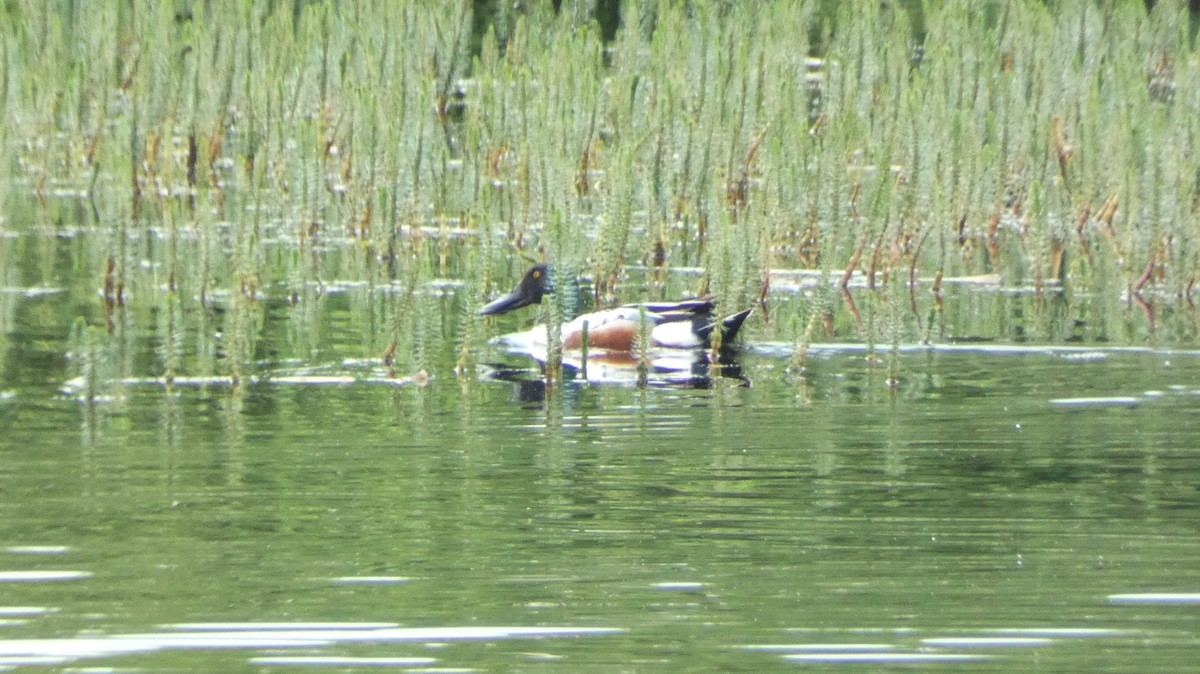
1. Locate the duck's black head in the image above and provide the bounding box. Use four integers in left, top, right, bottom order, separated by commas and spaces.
478, 264, 555, 316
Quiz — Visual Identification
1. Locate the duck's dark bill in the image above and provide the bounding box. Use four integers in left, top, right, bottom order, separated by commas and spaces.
478, 291, 533, 316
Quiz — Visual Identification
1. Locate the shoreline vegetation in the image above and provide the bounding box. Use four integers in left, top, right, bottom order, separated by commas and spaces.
2, 1, 1198, 386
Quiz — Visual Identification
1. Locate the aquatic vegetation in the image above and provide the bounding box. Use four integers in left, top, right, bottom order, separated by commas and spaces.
1, 0, 1198, 388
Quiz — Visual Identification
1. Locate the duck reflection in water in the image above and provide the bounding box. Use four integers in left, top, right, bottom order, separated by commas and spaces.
478, 265, 752, 392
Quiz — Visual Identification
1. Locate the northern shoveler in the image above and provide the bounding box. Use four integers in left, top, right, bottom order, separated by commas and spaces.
478, 264, 753, 352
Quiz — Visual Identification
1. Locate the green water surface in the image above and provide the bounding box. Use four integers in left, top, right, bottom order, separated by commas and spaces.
2, 279, 1199, 671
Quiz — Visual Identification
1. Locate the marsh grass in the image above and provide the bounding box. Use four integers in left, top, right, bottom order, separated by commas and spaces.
4, 0, 1200, 389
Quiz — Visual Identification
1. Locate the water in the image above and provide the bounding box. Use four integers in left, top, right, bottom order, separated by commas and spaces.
3, 276, 1200, 672
5, 0, 1200, 667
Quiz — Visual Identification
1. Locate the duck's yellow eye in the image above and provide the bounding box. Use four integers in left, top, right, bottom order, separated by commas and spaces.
532, 270, 541, 279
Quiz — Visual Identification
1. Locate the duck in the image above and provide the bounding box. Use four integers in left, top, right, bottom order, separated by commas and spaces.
478, 264, 753, 353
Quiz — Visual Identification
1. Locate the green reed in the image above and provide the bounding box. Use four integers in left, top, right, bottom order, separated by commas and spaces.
2, 0, 1199, 388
